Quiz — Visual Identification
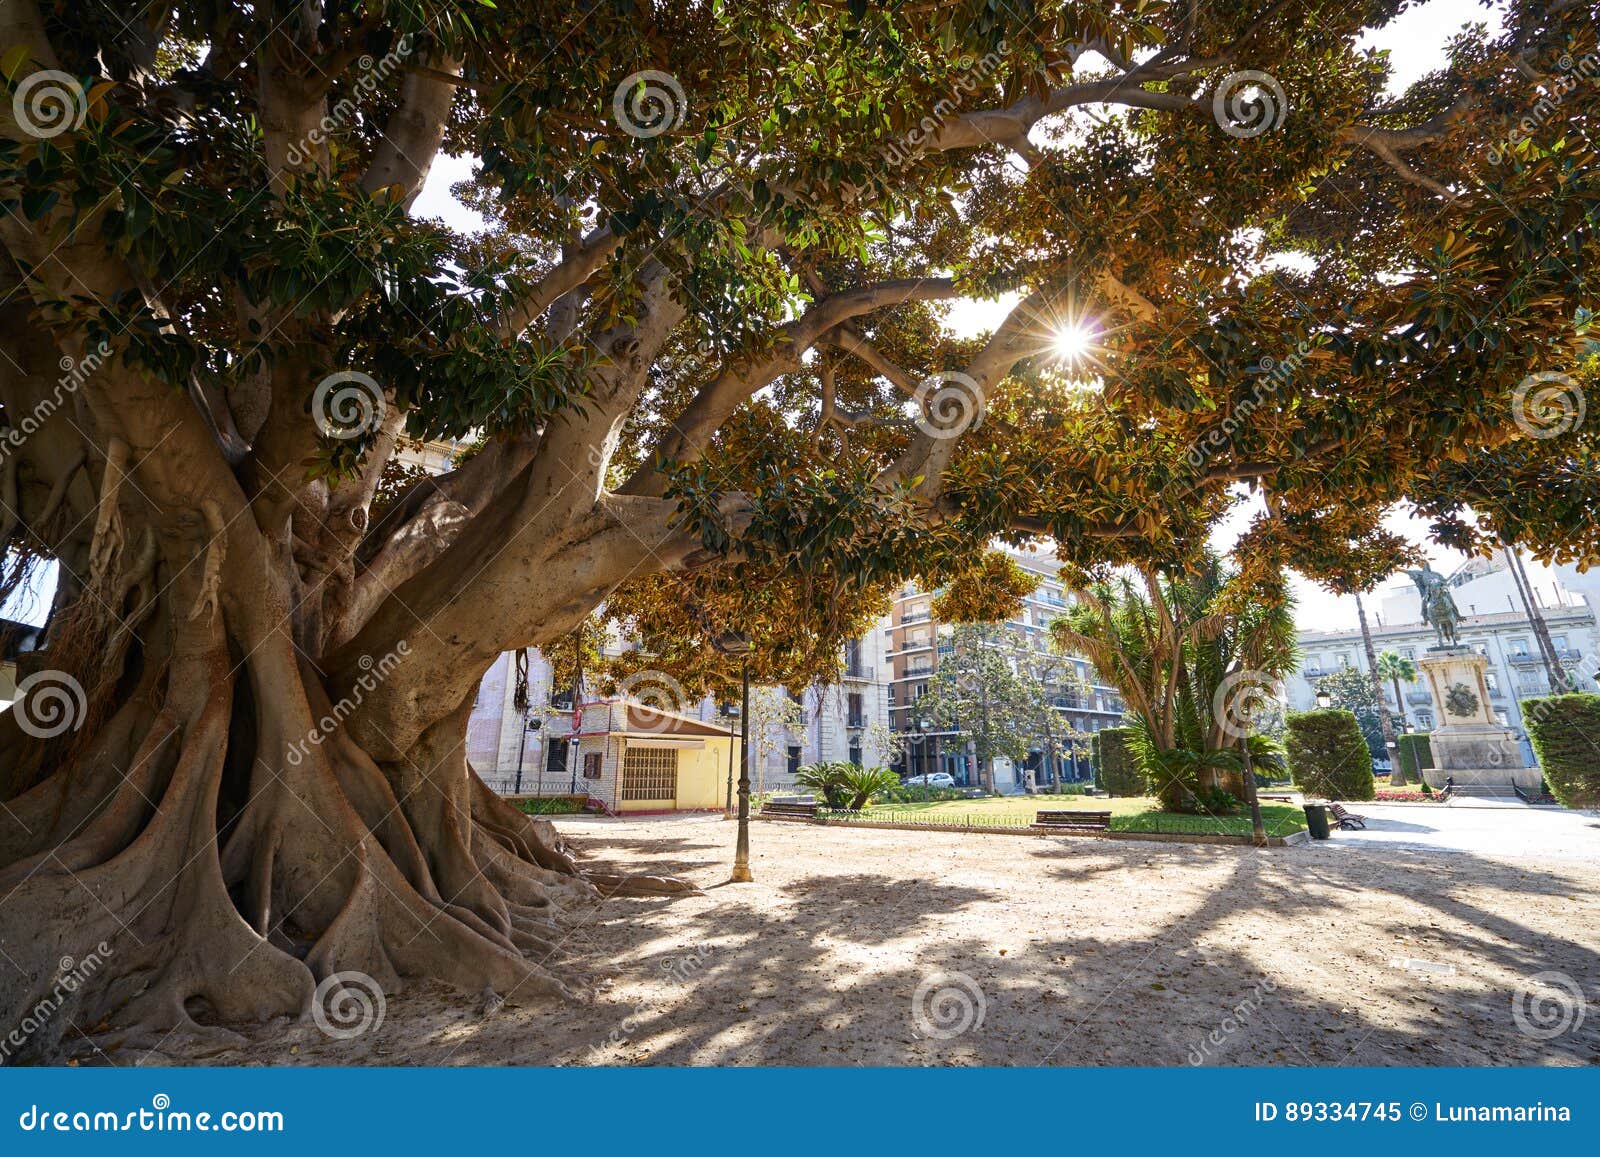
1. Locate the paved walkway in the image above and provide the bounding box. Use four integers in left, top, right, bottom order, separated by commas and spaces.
1321, 801, 1600, 860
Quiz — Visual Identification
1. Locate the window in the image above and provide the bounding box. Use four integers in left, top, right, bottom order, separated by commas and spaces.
1400, 647, 1414, 660
1510, 638, 1530, 656
621, 747, 678, 800
787, 745, 802, 775
847, 692, 864, 728
582, 752, 603, 780
848, 741, 862, 767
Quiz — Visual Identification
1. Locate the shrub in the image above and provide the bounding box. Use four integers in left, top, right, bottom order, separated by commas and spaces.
1145, 747, 1243, 812
1052, 781, 1087, 796
795, 761, 854, 808
837, 765, 900, 810
1095, 727, 1146, 797
1522, 694, 1600, 809
1285, 709, 1376, 801
878, 784, 967, 803
515, 796, 584, 815
1395, 733, 1433, 783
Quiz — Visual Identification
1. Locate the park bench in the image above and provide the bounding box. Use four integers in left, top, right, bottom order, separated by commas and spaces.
1258, 793, 1293, 802
761, 800, 818, 820
1326, 802, 1367, 830
1032, 810, 1112, 833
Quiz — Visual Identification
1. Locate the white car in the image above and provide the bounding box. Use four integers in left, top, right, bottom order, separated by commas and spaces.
904, 772, 956, 788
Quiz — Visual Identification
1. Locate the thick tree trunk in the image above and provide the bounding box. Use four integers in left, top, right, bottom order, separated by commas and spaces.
0, 435, 703, 1062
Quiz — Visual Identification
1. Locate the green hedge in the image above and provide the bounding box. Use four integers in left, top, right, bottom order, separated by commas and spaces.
1395, 733, 1433, 785
1522, 694, 1600, 809
1094, 727, 1146, 797
1285, 709, 1376, 801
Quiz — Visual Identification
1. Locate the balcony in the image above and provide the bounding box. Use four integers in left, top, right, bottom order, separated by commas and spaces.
1406, 691, 1431, 705
846, 716, 866, 729
901, 610, 931, 624
842, 665, 875, 682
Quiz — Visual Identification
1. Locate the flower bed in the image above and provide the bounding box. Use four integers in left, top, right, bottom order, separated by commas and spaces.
1373, 790, 1437, 802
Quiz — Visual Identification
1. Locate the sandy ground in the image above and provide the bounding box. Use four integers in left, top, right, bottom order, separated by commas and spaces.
99, 810, 1600, 1067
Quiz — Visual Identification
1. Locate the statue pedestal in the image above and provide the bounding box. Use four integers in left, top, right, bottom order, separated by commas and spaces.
1416, 648, 1537, 790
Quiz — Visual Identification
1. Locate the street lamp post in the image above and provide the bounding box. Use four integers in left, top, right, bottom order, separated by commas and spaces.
723, 705, 737, 819
712, 631, 755, 883
512, 716, 541, 795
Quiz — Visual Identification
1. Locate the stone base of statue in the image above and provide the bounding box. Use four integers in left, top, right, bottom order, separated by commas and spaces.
1415, 647, 1539, 792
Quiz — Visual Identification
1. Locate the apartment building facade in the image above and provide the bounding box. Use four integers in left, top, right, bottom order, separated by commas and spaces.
886, 549, 1125, 790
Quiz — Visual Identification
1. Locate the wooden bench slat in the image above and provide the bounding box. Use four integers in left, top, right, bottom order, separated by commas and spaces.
1032, 809, 1112, 832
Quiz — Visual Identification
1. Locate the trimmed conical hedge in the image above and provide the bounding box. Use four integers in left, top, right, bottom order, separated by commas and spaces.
1522, 694, 1600, 809
1285, 709, 1376, 800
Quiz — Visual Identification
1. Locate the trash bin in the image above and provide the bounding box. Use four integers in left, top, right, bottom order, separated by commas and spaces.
1303, 803, 1331, 840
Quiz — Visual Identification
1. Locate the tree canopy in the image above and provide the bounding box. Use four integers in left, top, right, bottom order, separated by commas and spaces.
1, 0, 1596, 1056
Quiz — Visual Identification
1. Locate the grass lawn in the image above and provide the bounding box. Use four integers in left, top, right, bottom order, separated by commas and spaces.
859, 793, 1307, 837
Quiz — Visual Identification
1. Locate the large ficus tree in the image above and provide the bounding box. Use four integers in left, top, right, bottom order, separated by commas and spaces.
0, 0, 1595, 1057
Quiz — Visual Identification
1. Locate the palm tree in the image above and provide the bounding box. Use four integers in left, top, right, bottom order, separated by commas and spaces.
1050, 551, 1297, 837
1375, 650, 1418, 783
1354, 593, 1398, 760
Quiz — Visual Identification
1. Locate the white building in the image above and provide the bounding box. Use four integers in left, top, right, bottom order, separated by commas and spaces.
1289, 553, 1597, 744
464, 634, 895, 797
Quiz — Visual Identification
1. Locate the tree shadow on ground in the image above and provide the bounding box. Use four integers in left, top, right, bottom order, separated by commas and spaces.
166, 824, 1600, 1067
